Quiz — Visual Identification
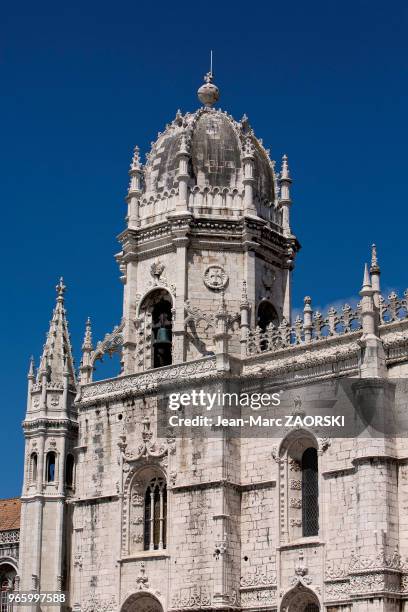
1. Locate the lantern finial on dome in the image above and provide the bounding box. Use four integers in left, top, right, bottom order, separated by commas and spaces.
197, 50, 220, 107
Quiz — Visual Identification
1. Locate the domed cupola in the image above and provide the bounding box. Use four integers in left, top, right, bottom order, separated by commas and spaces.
128, 72, 291, 232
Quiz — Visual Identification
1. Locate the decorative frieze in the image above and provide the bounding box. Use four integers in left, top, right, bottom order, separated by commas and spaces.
82, 594, 116, 612
171, 586, 211, 609
78, 356, 217, 403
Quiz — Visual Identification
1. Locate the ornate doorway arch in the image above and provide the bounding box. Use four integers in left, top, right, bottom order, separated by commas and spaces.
121, 592, 164, 612
280, 583, 320, 612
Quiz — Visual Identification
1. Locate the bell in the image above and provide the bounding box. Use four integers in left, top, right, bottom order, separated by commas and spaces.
154, 327, 172, 345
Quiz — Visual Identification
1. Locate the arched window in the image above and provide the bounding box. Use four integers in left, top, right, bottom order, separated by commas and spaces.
46, 452, 56, 483
152, 298, 172, 368
302, 447, 319, 537
144, 477, 167, 551
65, 454, 74, 488
0, 563, 16, 612
30, 452, 38, 482
1, 579, 10, 612
257, 300, 279, 331
138, 289, 173, 371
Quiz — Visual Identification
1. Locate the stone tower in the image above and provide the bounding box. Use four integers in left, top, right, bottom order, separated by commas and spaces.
19, 279, 78, 607
113, 71, 299, 378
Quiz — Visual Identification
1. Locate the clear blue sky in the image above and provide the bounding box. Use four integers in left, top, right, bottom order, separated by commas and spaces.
1, 0, 407, 498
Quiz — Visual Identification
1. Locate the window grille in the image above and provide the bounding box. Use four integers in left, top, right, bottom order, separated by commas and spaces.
302, 447, 319, 536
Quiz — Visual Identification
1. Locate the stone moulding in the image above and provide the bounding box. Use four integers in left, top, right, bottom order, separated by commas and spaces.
77, 356, 217, 405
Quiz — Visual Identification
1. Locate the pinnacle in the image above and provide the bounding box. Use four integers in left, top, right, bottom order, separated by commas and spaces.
37, 279, 76, 387
370, 243, 380, 273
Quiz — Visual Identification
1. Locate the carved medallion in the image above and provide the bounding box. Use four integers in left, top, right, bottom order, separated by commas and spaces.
203, 265, 228, 291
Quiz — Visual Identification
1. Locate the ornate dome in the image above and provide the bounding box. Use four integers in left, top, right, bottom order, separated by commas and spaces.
130, 76, 284, 228
143, 107, 276, 202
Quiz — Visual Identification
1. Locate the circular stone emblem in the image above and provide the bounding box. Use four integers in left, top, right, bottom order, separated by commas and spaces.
203, 265, 229, 291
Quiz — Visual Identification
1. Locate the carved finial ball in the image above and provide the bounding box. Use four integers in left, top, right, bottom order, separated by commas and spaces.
197, 73, 220, 107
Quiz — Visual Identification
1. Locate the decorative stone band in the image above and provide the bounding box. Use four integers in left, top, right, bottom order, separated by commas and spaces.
22, 418, 78, 432
77, 356, 217, 405
325, 571, 408, 602
0, 530, 19, 544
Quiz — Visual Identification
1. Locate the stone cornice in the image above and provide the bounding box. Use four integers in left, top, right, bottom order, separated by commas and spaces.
117, 215, 294, 263
22, 418, 78, 432
76, 357, 218, 406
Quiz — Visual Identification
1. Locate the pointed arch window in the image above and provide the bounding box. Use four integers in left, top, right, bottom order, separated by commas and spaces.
144, 478, 167, 551
302, 447, 319, 537
46, 451, 56, 483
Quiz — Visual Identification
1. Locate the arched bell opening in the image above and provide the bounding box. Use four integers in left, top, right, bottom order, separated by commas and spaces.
151, 297, 173, 368
138, 289, 174, 370
257, 299, 279, 331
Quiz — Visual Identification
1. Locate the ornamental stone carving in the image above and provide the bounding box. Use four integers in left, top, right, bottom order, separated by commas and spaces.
240, 588, 277, 607
82, 594, 117, 612
203, 265, 228, 291
240, 569, 276, 588
171, 586, 211, 609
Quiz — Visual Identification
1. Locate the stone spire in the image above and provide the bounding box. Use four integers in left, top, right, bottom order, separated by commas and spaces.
37, 278, 76, 387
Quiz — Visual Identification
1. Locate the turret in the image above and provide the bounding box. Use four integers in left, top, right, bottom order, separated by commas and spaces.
20, 279, 78, 601
127, 146, 143, 228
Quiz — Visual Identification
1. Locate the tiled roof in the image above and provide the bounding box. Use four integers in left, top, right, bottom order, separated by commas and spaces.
0, 498, 21, 531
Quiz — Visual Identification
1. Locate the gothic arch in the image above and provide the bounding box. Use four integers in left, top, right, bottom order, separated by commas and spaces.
136, 287, 175, 318
278, 428, 318, 459
280, 583, 320, 612
121, 591, 163, 612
